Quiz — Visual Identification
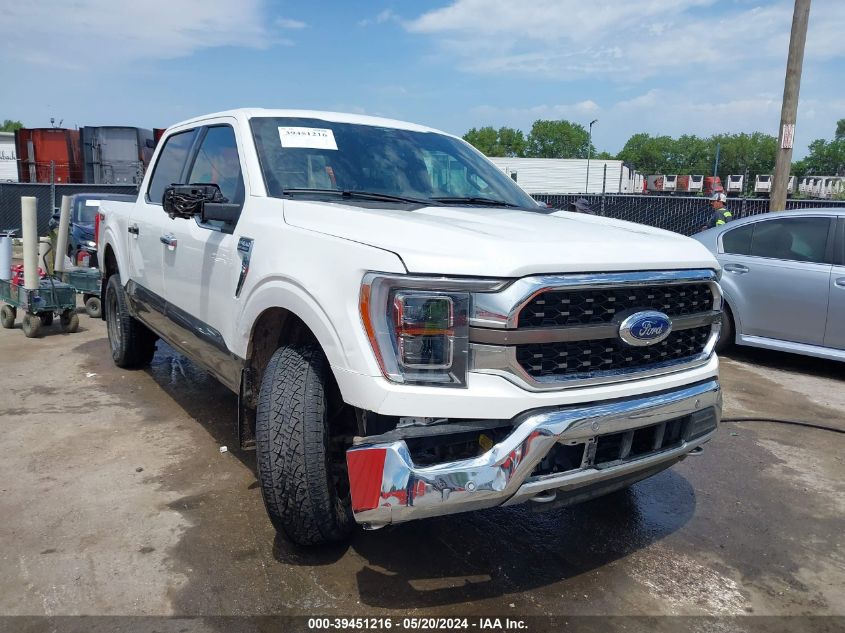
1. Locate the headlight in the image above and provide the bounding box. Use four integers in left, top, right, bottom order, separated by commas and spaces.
360, 273, 504, 387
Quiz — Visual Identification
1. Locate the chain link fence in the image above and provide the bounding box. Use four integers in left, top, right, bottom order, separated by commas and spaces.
3, 179, 844, 239
534, 193, 845, 236
0, 182, 138, 235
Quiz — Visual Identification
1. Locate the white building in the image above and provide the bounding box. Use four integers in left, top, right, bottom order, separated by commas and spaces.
486, 157, 642, 194
0, 132, 18, 182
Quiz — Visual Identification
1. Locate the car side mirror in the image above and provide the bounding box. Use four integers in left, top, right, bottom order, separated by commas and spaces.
201, 202, 240, 225
162, 184, 224, 220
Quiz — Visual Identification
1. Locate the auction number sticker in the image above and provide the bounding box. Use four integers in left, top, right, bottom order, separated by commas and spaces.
278, 126, 338, 150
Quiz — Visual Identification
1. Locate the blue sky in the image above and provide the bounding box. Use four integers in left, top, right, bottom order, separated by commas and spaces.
1, 0, 843, 158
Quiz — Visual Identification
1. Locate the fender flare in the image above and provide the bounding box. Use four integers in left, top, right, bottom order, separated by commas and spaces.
235, 276, 355, 373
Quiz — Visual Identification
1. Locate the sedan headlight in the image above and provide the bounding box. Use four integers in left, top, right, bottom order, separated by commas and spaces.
360, 273, 504, 386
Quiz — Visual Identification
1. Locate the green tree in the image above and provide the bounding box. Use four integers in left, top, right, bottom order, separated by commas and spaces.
525, 119, 593, 158
616, 133, 676, 174
495, 126, 526, 157
1, 119, 23, 132
463, 126, 499, 156
835, 118, 845, 141
800, 138, 845, 175
463, 126, 526, 157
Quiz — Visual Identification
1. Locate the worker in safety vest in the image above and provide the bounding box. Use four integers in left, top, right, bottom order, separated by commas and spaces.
702, 192, 733, 230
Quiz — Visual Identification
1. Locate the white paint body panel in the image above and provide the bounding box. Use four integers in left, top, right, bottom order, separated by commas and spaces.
99, 108, 720, 418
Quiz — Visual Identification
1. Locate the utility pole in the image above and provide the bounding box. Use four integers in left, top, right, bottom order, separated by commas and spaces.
771, 0, 811, 211
585, 119, 597, 193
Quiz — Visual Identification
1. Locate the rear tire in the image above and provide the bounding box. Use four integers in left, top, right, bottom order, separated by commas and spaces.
1, 305, 16, 329
716, 305, 734, 354
22, 313, 41, 338
105, 275, 156, 368
84, 295, 102, 318
256, 342, 353, 546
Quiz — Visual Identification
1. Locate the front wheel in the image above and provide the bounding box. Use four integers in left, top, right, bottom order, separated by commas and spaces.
0, 305, 15, 329
255, 342, 354, 546
84, 295, 102, 318
715, 306, 734, 354
60, 310, 79, 333
105, 275, 157, 368
22, 313, 41, 338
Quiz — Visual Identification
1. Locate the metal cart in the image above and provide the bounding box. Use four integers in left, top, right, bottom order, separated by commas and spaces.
0, 278, 80, 338
58, 268, 102, 318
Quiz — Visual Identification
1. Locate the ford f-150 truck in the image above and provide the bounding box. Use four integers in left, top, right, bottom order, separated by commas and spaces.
97, 109, 722, 545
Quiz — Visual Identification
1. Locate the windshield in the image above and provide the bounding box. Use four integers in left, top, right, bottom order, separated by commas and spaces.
249, 117, 538, 209
73, 198, 101, 224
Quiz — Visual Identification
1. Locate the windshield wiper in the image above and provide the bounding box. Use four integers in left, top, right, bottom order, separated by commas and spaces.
430, 196, 522, 208
282, 188, 436, 206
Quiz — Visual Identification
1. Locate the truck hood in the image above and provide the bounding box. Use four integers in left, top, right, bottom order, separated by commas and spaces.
283, 201, 719, 277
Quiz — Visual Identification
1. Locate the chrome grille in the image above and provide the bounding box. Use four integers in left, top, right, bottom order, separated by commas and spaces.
519, 283, 715, 328
515, 325, 711, 378
468, 270, 722, 391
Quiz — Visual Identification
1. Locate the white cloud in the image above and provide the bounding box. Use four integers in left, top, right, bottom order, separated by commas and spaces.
358, 9, 397, 27
405, 0, 845, 81
0, 0, 283, 69
276, 18, 307, 29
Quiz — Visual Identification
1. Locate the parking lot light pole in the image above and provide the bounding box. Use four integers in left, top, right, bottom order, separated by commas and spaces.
586, 119, 598, 193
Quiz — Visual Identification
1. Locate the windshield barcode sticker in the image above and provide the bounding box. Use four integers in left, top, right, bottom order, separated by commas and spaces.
278, 127, 338, 150
85, 200, 101, 206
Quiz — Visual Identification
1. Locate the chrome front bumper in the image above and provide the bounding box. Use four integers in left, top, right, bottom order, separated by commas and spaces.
346, 379, 721, 528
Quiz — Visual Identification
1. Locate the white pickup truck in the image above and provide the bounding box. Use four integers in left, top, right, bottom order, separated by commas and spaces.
98, 109, 722, 545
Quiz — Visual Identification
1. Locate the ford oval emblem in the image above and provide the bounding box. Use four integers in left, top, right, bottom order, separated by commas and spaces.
619, 310, 672, 347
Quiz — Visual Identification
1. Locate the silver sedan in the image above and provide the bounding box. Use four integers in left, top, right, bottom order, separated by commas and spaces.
693, 208, 845, 361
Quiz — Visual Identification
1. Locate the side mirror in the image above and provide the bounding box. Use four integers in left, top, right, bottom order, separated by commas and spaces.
162, 184, 223, 220
145, 139, 156, 149
201, 202, 240, 225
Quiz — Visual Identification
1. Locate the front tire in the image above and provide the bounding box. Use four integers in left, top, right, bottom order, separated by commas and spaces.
105, 275, 156, 368
716, 305, 734, 354
60, 310, 79, 333
84, 295, 102, 318
1, 305, 16, 329
22, 313, 41, 338
256, 342, 353, 546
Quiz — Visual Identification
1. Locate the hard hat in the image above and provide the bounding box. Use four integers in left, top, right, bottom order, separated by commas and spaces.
710, 192, 727, 203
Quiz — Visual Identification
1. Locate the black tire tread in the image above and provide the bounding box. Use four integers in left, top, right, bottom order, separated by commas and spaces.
255, 343, 352, 546
716, 304, 734, 354
106, 275, 156, 368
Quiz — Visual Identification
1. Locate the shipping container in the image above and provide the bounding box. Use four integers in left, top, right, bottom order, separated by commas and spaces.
485, 157, 642, 194
703, 176, 724, 195
754, 174, 772, 195
725, 174, 744, 195
0, 132, 17, 182
14, 128, 83, 183
81, 126, 155, 184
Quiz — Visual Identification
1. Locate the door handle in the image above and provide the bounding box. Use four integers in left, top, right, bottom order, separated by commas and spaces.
127, 224, 139, 235
160, 233, 178, 248
723, 263, 749, 274
835, 277, 845, 288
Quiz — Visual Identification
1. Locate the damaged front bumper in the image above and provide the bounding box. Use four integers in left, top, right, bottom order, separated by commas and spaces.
346, 379, 721, 528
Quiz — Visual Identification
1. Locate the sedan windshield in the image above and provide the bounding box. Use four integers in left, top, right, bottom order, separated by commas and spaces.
249, 117, 538, 209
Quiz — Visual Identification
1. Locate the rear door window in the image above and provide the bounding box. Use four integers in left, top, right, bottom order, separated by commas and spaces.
147, 130, 196, 205
750, 217, 831, 263
721, 224, 753, 255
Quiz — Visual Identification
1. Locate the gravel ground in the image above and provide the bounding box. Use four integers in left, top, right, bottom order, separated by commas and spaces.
0, 310, 842, 630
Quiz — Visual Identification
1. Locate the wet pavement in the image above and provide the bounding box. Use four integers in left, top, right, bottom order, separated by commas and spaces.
0, 312, 843, 620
